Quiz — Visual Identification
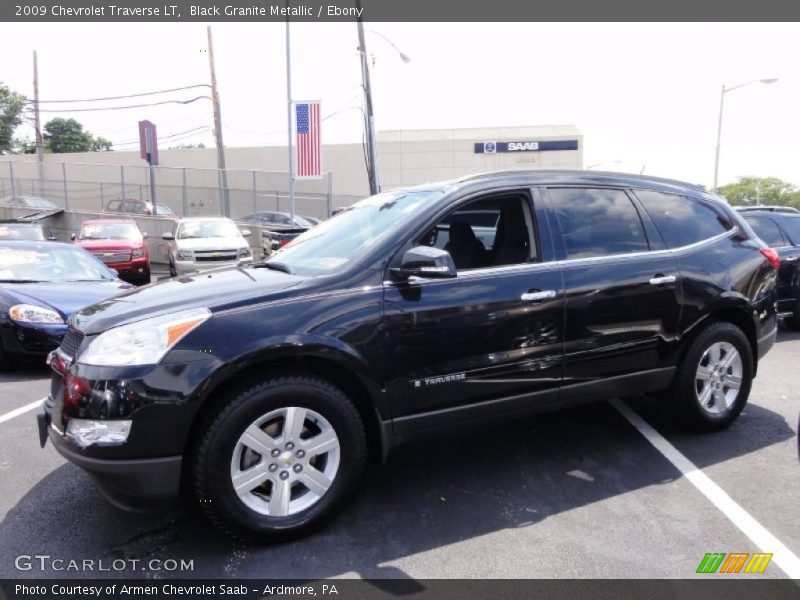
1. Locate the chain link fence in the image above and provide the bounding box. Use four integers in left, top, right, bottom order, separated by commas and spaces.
0, 160, 340, 221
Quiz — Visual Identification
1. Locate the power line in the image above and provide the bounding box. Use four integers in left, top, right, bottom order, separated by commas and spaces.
111, 126, 211, 147
31, 96, 211, 113
26, 84, 211, 104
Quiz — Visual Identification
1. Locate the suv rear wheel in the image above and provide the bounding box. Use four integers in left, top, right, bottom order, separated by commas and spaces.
671, 321, 753, 431
193, 374, 367, 542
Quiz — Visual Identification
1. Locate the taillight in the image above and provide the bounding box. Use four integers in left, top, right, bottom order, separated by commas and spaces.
760, 248, 781, 270
279, 238, 292, 248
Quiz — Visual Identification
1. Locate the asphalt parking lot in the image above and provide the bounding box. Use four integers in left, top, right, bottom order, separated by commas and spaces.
0, 327, 798, 580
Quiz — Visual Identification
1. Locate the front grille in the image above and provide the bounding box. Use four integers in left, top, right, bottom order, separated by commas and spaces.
194, 250, 238, 262
59, 327, 84, 358
91, 250, 131, 264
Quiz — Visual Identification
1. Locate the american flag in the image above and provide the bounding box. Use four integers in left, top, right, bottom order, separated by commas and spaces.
295, 101, 321, 178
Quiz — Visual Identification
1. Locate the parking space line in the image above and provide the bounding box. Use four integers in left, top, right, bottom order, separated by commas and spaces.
0, 399, 43, 425
610, 398, 800, 579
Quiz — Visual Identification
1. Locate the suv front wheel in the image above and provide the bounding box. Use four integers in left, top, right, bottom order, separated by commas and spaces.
193, 374, 367, 542
671, 321, 754, 431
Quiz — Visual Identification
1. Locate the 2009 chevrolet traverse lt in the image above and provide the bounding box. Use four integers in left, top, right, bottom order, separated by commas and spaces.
38, 171, 778, 541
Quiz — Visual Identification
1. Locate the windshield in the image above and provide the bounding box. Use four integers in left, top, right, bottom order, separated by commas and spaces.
265, 189, 443, 276
0, 224, 45, 241
79, 223, 140, 240
0, 246, 115, 282
177, 219, 242, 239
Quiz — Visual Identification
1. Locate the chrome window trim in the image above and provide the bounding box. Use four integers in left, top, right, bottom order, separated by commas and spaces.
382, 260, 558, 288
383, 227, 738, 287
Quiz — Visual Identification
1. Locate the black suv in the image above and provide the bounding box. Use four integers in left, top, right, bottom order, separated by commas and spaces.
737, 208, 800, 329
38, 171, 778, 541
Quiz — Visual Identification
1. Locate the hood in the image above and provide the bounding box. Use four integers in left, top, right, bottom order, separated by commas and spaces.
77, 239, 143, 251
2, 280, 134, 320
175, 237, 248, 251
71, 266, 307, 335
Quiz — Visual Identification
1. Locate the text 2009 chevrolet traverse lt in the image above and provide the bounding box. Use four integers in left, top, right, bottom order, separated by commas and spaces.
38, 171, 779, 541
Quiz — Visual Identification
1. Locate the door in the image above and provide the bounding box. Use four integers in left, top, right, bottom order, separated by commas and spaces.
382, 190, 565, 433
543, 187, 682, 394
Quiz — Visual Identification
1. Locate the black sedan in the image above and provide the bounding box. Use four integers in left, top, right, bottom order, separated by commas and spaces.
0, 241, 132, 368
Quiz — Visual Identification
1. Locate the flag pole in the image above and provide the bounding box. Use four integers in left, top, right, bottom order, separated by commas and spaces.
285, 8, 295, 221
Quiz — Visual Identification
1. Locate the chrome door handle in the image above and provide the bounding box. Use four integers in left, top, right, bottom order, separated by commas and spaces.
521, 290, 557, 302
649, 275, 676, 285
784, 256, 798, 263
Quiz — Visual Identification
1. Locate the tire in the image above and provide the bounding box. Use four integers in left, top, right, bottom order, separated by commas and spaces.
670, 321, 753, 431
193, 374, 367, 542
783, 297, 800, 331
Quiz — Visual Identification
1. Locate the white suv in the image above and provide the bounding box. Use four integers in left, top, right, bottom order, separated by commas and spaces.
163, 217, 253, 276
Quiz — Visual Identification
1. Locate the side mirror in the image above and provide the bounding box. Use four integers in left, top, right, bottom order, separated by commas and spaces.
70, 233, 77, 241
390, 246, 457, 280
241, 229, 252, 237
162, 232, 175, 241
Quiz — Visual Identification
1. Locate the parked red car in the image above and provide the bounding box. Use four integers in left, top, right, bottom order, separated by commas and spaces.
72, 219, 151, 285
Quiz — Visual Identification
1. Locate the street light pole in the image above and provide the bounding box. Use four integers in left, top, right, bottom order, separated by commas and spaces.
712, 78, 778, 193
356, 1, 380, 196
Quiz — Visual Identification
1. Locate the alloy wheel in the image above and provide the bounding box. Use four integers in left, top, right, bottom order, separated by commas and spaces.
229, 406, 340, 517
695, 341, 743, 414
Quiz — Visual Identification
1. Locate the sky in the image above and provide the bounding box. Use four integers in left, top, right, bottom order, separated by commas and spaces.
1, 22, 798, 189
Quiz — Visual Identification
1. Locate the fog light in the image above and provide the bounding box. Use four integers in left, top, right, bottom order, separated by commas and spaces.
66, 419, 132, 448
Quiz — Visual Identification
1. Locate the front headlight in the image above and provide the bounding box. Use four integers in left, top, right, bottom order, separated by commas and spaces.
9, 304, 64, 324
238, 247, 253, 259
131, 247, 145, 259
79, 307, 211, 366
177, 249, 194, 261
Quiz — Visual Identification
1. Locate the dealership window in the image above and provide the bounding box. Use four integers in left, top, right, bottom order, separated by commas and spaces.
635, 190, 733, 249
420, 194, 537, 270
547, 188, 649, 259
744, 217, 786, 247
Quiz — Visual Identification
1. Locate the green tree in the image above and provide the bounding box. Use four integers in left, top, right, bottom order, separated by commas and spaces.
0, 83, 27, 153
719, 176, 800, 209
43, 117, 113, 153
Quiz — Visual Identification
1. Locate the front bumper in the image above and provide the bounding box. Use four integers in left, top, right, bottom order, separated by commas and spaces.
38, 398, 182, 512
175, 257, 252, 274
0, 322, 65, 359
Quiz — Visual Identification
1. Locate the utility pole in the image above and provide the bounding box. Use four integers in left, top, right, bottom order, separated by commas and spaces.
285, 10, 295, 220
207, 26, 229, 216
356, 0, 380, 195
33, 51, 44, 188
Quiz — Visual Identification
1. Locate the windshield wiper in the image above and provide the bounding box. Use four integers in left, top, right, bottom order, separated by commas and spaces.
253, 261, 293, 274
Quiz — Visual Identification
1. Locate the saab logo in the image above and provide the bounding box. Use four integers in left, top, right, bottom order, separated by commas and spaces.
484, 141, 496, 153
507, 142, 539, 152
412, 373, 466, 388
696, 552, 773, 574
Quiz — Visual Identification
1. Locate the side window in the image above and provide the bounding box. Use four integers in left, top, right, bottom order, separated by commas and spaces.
635, 190, 732, 249
547, 188, 648, 259
744, 217, 786, 247
419, 194, 537, 270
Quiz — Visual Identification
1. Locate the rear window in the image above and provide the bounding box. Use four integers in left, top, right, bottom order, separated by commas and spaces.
547, 188, 649, 259
744, 217, 785, 247
779, 216, 800, 246
635, 190, 733, 249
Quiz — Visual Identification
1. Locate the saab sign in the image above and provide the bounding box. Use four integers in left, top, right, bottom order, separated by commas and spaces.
475, 140, 579, 154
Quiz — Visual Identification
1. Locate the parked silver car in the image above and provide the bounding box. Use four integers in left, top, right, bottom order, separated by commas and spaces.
162, 217, 253, 276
